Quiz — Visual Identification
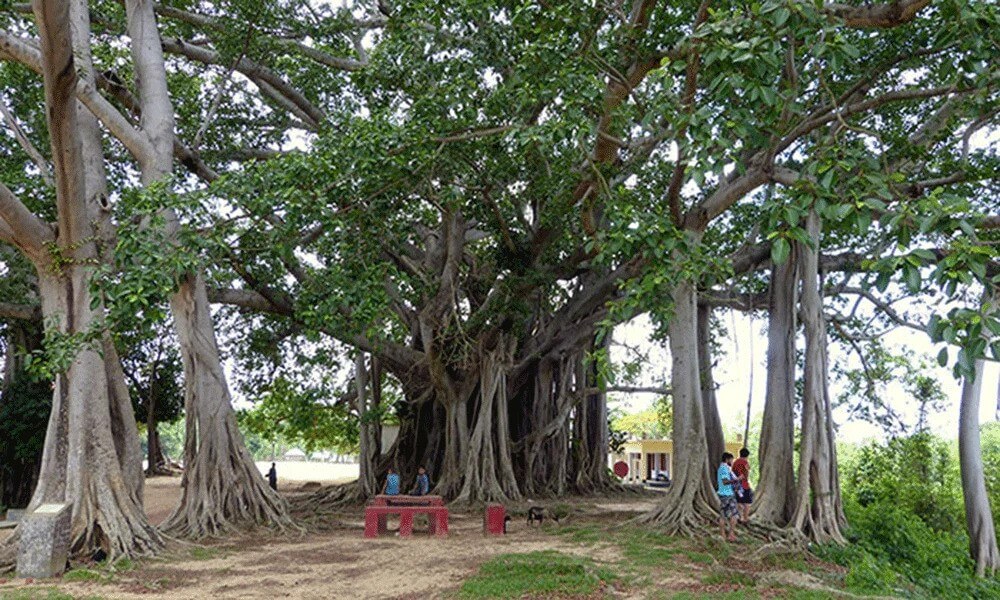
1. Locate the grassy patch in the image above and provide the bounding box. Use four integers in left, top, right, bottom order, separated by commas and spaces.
458, 551, 615, 599
554, 524, 605, 544
761, 553, 809, 572
188, 546, 221, 561
700, 569, 756, 587
62, 568, 112, 583
680, 550, 714, 565
615, 528, 678, 567
783, 590, 848, 600
0, 589, 76, 600
666, 592, 760, 600
110, 558, 136, 572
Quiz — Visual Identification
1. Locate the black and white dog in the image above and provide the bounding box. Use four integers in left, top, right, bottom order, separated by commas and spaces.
526, 506, 560, 526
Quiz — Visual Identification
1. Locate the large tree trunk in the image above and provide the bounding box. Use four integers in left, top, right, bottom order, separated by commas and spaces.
697, 305, 725, 476
788, 209, 845, 544
1, 0, 162, 569
455, 343, 522, 503
115, 0, 293, 535
23, 273, 162, 560
753, 255, 799, 526
145, 391, 168, 475
642, 277, 718, 533
69, 0, 146, 505
959, 355, 1000, 576
356, 353, 379, 497
160, 275, 293, 537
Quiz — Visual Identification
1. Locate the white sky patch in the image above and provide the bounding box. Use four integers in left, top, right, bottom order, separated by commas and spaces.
610, 312, 1000, 444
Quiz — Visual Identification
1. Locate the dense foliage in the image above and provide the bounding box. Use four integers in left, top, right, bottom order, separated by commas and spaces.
824, 431, 1000, 597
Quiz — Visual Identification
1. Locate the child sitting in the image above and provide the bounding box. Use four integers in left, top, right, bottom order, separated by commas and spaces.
382, 467, 400, 496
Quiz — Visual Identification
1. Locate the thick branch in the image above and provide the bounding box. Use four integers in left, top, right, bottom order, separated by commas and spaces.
0, 29, 155, 163
162, 38, 325, 128
827, 0, 932, 29
0, 301, 41, 321
0, 181, 52, 255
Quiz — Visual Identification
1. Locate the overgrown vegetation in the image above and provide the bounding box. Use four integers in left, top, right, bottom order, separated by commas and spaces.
819, 430, 1000, 598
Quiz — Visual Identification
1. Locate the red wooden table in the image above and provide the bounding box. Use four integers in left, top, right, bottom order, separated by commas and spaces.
365, 495, 448, 537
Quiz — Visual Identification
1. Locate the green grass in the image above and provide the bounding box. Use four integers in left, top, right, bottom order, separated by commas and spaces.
761, 553, 809, 572
614, 528, 679, 567
61, 569, 111, 584
700, 569, 756, 587
554, 524, 605, 544
458, 551, 615, 599
680, 550, 714, 565
188, 546, 221, 560
0, 589, 76, 600
666, 592, 760, 600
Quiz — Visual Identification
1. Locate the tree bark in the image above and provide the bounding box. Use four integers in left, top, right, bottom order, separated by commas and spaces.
160, 275, 293, 537
0, 0, 163, 568
754, 254, 799, 526
356, 353, 378, 497
697, 305, 725, 475
959, 355, 1000, 576
114, 0, 294, 536
642, 275, 718, 533
145, 388, 167, 475
456, 343, 522, 503
788, 209, 845, 544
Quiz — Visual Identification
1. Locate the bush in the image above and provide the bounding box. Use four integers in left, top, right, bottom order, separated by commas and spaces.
833, 431, 1000, 598
844, 432, 962, 533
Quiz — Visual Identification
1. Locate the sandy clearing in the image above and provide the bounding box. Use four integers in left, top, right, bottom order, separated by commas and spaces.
1, 507, 626, 600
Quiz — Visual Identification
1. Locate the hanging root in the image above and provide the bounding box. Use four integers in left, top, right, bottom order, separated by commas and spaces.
160, 451, 299, 539
294, 481, 368, 514
0, 531, 18, 573
636, 491, 719, 537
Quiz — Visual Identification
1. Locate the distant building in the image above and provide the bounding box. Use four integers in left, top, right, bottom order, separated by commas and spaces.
612, 438, 744, 484
283, 448, 306, 461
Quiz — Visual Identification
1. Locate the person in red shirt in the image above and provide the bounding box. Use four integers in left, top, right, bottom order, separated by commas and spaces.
731, 447, 752, 524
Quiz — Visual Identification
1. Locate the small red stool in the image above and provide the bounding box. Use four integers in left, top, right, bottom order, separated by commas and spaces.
484, 503, 506, 535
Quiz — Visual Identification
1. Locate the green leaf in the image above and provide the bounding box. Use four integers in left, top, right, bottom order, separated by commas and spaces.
771, 237, 791, 265
903, 265, 922, 294
936, 347, 948, 367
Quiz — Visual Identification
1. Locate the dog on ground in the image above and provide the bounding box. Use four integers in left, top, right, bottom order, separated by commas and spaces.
526, 506, 560, 526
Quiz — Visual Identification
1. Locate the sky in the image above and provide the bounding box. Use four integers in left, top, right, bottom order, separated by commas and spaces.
609, 312, 1000, 445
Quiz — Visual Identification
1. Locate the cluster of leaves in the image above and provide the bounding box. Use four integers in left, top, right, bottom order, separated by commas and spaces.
825, 431, 1000, 598
832, 344, 948, 436
0, 371, 51, 508
237, 376, 358, 454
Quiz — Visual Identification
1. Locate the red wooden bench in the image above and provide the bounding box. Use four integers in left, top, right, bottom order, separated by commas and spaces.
364, 505, 448, 538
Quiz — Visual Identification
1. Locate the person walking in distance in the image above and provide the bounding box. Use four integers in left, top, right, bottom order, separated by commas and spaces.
267, 462, 278, 491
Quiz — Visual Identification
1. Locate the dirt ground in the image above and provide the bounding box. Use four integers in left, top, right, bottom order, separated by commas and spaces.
0, 473, 851, 599
1, 478, 660, 599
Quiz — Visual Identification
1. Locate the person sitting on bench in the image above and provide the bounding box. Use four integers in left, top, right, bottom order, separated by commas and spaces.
382, 467, 400, 501
410, 465, 430, 496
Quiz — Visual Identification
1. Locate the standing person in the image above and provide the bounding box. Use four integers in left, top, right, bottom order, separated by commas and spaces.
410, 465, 430, 496
732, 448, 753, 524
267, 463, 278, 491
382, 467, 401, 496
717, 452, 739, 542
